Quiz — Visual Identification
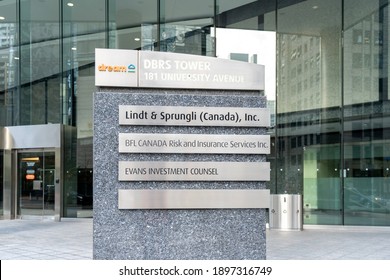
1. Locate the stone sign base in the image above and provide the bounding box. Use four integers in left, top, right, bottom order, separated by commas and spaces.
93, 89, 268, 259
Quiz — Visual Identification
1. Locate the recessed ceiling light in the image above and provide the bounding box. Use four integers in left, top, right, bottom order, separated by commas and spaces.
14, 57, 20, 60
0, 16, 5, 20
71, 47, 77, 51
312, 5, 318, 9
134, 38, 140, 41
67, 2, 74, 7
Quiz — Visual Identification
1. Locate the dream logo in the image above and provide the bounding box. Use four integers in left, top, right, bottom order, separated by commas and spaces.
98, 63, 136, 73
128, 64, 136, 73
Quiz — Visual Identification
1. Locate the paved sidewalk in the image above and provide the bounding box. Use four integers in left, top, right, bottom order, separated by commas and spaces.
0, 218, 92, 260
267, 226, 390, 260
1, 218, 390, 260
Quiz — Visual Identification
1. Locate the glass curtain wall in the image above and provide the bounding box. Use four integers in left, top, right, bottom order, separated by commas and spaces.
343, 0, 390, 226
1, 0, 390, 225
276, 0, 343, 225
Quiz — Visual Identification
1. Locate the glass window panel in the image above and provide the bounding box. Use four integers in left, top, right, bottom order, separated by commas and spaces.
0, 0, 18, 126
108, 0, 158, 50
277, 0, 343, 225
215, 28, 275, 103
217, 0, 275, 31
160, 0, 214, 56
62, 0, 106, 127
215, 1, 276, 192
20, 0, 60, 125
62, 0, 106, 217
343, 1, 390, 226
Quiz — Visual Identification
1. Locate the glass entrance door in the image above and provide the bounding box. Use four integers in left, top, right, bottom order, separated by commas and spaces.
18, 150, 56, 218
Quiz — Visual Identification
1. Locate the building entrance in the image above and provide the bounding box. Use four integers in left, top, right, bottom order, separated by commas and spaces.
18, 150, 56, 219
1, 124, 67, 221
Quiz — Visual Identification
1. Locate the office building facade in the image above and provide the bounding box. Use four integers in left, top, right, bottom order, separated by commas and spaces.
0, 0, 389, 226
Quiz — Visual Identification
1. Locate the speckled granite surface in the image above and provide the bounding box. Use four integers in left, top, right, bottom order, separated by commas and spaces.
93, 88, 267, 259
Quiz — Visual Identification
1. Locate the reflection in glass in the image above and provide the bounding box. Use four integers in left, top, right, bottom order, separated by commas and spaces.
343, 1, 390, 226
108, 0, 158, 50
62, 0, 106, 217
277, 0, 342, 225
215, 29, 276, 103
19, 0, 61, 125
160, 0, 214, 56
215, 1, 277, 195
0, 0, 18, 127
216, 0, 276, 31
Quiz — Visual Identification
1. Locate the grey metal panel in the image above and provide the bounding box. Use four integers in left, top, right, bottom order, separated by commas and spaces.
0, 127, 4, 149
269, 194, 303, 231
119, 133, 270, 154
119, 105, 270, 127
54, 147, 62, 222
2, 150, 14, 219
118, 189, 270, 209
119, 161, 270, 181
3, 124, 61, 149
1, 127, 12, 150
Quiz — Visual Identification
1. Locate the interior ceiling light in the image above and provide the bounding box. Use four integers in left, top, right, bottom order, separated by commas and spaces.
21, 157, 40, 162
0, 16, 5, 20
67, 2, 74, 7
134, 38, 140, 41
312, 5, 318, 9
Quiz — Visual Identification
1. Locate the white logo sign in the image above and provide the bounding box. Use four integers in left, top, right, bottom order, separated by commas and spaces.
95, 49, 265, 90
